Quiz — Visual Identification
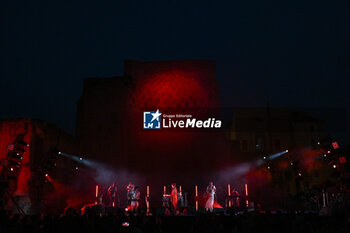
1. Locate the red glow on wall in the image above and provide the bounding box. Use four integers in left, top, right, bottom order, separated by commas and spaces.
131, 70, 217, 110
124, 62, 224, 178
299, 149, 324, 171
279, 161, 289, 169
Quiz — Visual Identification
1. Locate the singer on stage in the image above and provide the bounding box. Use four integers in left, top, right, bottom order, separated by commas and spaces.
205, 181, 216, 212
126, 182, 135, 206
170, 183, 178, 212
108, 183, 117, 207
131, 186, 140, 212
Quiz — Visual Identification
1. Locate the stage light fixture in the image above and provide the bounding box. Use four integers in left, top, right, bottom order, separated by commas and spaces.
9, 160, 22, 167
146, 185, 150, 214
332, 141, 339, 149
333, 164, 337, 169
79, 157, 83, 161
195, 185, 198, 211
14, 147, 26, 153
245, 184, 249, 207
268, 150, 289, 160
339, 156, 347, 164
12, 153, 23, 160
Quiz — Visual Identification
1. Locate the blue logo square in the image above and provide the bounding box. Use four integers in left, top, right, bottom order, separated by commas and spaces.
143, 110, 161, 129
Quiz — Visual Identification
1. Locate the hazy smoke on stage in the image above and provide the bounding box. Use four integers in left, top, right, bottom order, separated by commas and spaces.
215, 150, 288, 180
59, 152, 145, 187
47, 152, 145, 210
53, 149, 290, 211
212, 150, 290, 199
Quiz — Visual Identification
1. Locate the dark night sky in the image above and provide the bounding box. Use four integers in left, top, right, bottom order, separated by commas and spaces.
1, 1, 349, 139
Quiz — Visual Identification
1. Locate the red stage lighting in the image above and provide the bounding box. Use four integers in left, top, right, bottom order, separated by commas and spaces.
332, 141, 339, 149
228, 184, 231, 207
195, 185, 198, 211
45, 174, 52, 182
245, 184, 249, 208
339, 156, 347, 164
95, 185, 99, 204
146, 185, 150, 214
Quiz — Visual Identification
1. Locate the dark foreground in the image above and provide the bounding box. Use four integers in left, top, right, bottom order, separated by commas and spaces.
1, 211, 349, 233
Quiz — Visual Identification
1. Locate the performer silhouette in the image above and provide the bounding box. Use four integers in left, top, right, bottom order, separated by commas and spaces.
205, 181, 216, 212
131, 186, 140, 212
126, 182, 135, 206
170, 183, 178, 212
108, 183, 117, 207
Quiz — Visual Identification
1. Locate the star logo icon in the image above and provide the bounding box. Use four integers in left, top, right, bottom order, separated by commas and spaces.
143, 110, 162, 129
150, 109, 161, 122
